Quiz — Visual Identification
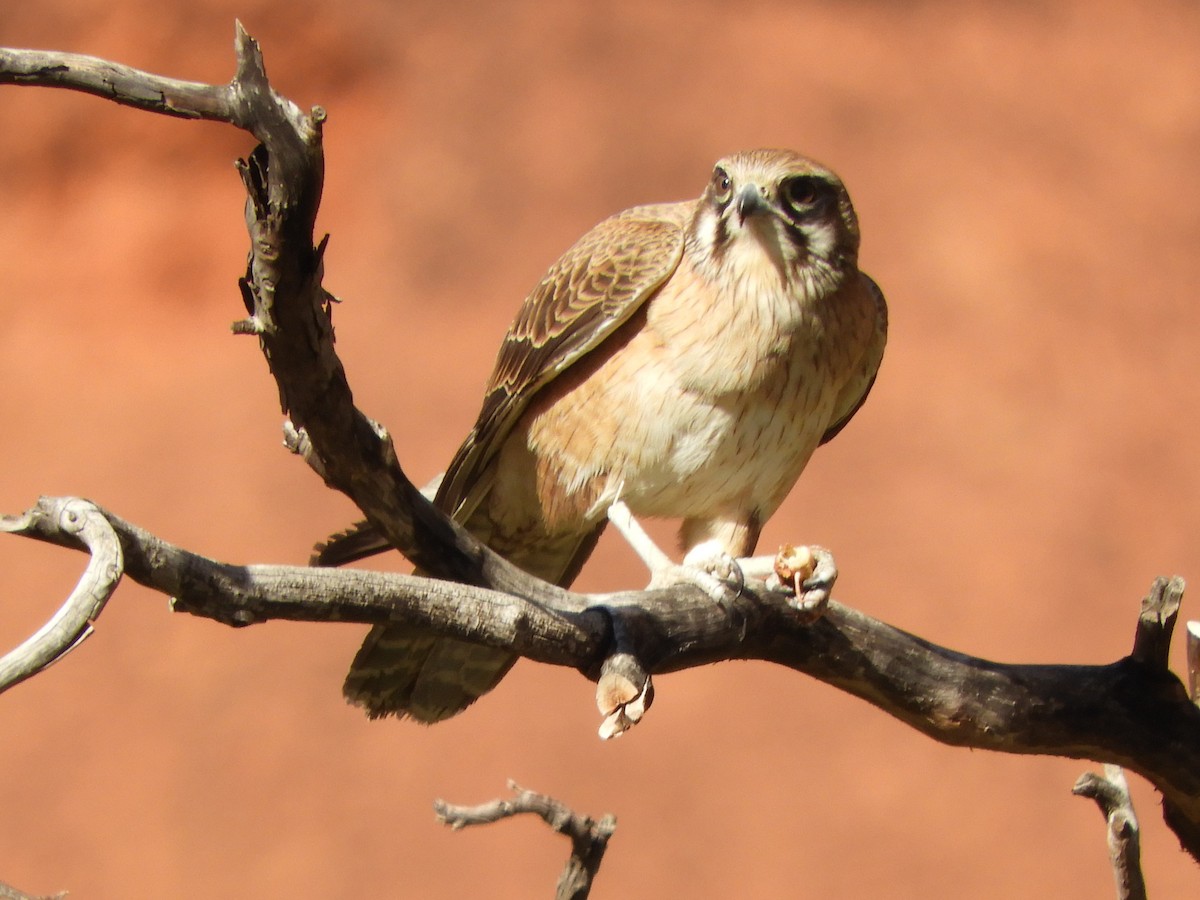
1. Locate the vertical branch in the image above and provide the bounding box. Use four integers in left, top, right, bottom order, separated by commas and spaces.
1073, 765, 1148, 900
1186, 621, 1200, 705
1130, 576, 1184, 667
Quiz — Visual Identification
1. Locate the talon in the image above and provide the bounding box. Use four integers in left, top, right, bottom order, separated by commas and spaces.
606, 503, 750, 609
680, 538, 746, 596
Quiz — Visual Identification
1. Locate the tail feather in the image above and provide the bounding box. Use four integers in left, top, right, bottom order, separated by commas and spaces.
311, 475, 446, 568
311, 520, 391, 567
326, 510, 607, 722
342, 624, 514, 723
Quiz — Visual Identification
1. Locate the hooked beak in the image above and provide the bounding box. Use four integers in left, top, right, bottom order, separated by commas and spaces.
735, 184, 766, 223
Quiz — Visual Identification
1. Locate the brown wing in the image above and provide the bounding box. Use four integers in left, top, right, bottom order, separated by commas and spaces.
434, 202, 691, 515
311, 203, 689, 569
819, 272, 888, 445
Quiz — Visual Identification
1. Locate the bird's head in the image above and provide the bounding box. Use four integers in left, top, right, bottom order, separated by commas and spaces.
688, 149, 860, 290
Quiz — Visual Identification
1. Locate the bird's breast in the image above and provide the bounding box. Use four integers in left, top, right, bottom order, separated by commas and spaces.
524, 258, 848, 526
648, 250, 825, 394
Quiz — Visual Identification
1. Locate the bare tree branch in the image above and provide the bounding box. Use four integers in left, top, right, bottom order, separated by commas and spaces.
1074, 765, 1148, 900
0, 42, 245, 122
4, 495, 1200, 861
435, 781, 616, 900
0, 498, 121, 693
1186, 620, 1200, 705
0, 878, 66, 900
1, 27, 540, 604
0, 497, 602, 681
3, 28, 1200, 876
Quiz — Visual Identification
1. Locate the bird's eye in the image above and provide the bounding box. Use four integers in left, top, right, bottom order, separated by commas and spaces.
711, 167, 733, 203
781, 176, 824, 213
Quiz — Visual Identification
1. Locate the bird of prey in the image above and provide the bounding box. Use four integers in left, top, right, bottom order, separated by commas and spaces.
314, 148, 887, 723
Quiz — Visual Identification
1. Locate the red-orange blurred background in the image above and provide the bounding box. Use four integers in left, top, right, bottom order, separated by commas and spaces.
2, 2, 1198, 896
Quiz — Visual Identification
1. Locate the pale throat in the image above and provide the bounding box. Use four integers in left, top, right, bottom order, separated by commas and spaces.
685, 212, 841, 340
632, 229, 827, 400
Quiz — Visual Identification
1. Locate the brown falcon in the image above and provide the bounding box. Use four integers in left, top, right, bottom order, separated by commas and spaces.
314, 148, 887, 723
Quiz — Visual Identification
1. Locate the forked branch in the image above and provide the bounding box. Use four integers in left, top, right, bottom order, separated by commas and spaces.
436, 781, 616, 900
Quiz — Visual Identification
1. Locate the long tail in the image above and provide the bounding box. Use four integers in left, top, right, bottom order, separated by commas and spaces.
342, 624, 516, 722
319, 510, 605, 722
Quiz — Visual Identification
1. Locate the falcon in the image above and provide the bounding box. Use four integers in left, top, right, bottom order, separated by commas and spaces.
315, 148, 887, 723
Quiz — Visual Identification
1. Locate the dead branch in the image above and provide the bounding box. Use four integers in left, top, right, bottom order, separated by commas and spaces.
0, 496, 601, 662
0, 26, 544, 604
4, 495, 1200, 860
435, 780, 616, 900
2, 26, 1200, 877
1187, 620, 1200, 705
0, 498, 121, 692
1074, 765, 1148, 900
0, 879, 66, 900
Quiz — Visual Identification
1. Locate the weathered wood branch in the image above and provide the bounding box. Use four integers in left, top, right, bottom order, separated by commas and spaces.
0, 877, 65, 900
0, 26, 547, 607
1074, 765, 1148, 900
2, 27, 1200, 874
0, 38, 262, 123
1187, 620, 1200, 704
0, 498, 121, 692
435, 781, 616, 900
0, 496, 602, 659
3, 496, 1200, 859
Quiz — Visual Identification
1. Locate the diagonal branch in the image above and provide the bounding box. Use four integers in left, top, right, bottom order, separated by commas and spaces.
0, 43, 245, 122
2, 27, 548, 608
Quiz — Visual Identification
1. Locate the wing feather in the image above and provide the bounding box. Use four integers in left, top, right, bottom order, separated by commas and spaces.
434, 203, 690, 514
819, 272, 888, 445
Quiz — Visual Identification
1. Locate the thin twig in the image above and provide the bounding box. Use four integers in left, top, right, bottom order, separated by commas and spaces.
1073, 765, 1148, 900
435, 781, 616, 900
0, 877, 66, 899
1131, 576, 1185, 667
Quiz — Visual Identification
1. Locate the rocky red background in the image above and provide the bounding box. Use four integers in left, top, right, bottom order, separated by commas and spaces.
2, 2, 1198, 896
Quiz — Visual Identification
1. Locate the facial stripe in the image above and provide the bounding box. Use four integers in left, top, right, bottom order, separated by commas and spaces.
711, 209, 730, 258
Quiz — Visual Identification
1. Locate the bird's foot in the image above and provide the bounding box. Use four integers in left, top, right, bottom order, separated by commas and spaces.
648, 538, 745, 606
769, 543, 837, 621
607, 502, 745, 607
